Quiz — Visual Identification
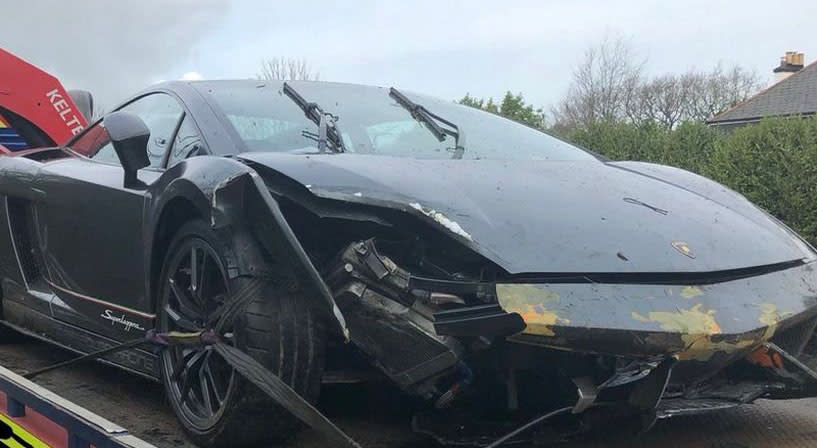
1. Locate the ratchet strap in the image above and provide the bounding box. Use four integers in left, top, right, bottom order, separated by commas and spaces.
19, 274, 567, 448
23, 278, 363, 448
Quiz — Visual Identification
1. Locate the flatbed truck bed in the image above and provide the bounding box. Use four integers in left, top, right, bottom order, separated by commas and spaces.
3, 337, 817, 448
0, 362, 155, 448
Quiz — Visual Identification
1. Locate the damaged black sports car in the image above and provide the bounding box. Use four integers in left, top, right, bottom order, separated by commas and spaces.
2, 79, 817, 447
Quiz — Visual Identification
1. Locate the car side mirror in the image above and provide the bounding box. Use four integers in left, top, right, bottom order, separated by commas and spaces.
104, 111, 150, 189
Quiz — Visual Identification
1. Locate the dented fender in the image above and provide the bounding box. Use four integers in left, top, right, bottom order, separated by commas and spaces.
213, 170, 349, 339
148, 156, 349, 339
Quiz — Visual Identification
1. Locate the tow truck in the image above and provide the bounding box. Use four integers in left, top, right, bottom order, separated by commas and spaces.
0, 47, 91, 152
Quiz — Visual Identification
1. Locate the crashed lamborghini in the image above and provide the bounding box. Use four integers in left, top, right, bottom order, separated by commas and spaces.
2, 78, 817, 447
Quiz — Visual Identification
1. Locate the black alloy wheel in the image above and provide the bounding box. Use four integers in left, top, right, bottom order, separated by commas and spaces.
157, 220, 326, 448
160, 236, 235, 429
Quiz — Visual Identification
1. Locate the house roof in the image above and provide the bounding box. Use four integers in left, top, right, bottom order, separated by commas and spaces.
708, 59, 817, 124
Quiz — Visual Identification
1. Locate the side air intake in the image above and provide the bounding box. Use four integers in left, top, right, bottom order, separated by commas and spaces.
6, 198, 44, 284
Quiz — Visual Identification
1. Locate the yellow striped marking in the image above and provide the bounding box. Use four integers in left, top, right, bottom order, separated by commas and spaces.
0, 412, 52, 448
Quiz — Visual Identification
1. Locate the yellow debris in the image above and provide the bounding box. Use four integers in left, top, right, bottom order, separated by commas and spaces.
632, 303, 722, 335
680, 285, 704, 299
496, 284, 569, 337
633, 303, 728, 361
757, 303, 790, 341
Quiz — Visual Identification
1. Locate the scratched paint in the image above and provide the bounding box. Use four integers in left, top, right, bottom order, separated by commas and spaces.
633, 304, 729, 361
681, 285, 704, 299
632, 304, 722, 335
631, 303, 787, 361
757, 303, 790, 341
496, 284, 569, 337
409, 202, 473, 241
679, 335, 757, 361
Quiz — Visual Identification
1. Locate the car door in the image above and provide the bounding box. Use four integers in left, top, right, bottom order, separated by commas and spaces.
40, 93, 184, 340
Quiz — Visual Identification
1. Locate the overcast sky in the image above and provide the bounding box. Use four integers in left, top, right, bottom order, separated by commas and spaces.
3, 0, 816, 112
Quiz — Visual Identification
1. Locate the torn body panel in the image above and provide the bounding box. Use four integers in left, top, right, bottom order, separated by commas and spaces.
152, 157, 350, 339
326, 239, 464, 390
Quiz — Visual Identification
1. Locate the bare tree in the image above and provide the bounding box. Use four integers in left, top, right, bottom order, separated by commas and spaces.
683, 64, 762, 121
258, 57, 319, 81
552, 36, 763, 131
551, 36, 645, 131
629, 75, 692, 129
627, 65, 762, 128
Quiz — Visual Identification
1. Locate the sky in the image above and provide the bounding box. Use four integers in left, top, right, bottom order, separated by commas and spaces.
2, 0, 816, 113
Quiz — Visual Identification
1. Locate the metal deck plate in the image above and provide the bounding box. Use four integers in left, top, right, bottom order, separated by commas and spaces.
4, 340, 817, 447
569, 398, 817, 448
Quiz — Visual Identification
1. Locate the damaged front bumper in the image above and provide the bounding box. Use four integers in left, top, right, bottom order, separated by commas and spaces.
495, 261, 817, 381
328, 239, 817, 440
493, 260, 817, 424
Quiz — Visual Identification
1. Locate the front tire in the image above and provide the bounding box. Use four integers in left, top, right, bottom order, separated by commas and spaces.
158, 220, 325, 448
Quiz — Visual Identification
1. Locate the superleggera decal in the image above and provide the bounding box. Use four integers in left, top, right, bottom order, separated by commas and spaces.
100, 309, 146, 332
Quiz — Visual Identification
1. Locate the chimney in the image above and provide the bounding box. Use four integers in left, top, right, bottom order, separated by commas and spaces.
773, 51, 805, 83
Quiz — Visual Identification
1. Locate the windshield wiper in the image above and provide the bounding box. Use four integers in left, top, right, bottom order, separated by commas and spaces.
389, 87, 465, 158
282, 82, 346, 153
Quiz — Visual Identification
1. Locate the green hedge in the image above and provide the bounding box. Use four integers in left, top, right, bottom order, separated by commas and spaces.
562, 117, 817, 245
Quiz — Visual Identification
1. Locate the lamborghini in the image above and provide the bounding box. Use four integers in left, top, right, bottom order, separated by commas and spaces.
2, 78, 817, 447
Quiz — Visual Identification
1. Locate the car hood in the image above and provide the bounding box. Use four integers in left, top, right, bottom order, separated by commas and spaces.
237, 153, 813, 274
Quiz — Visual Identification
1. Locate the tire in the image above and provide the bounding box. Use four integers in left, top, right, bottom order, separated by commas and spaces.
157, 220, 325, 448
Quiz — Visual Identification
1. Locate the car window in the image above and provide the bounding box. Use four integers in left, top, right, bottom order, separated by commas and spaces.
365, 120, 446, 158
121, 94, 184, 167
203, 81, 596, 161
225, 114, 305, 152
71, 93, 184, 167
168, 114, 207, 167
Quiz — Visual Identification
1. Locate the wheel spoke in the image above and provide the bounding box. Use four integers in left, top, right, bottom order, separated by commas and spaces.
203, 357, 226, 406
175, 348, 205, 381
171, 348, 195, 380
169, 278, 203, 320
197, 250, 209, 301
164, 304, 199, 332
179, 350, 207, 406
179, 375, 193, 406
206, 296, 228, 327
190, 247, 198, 297
199, 352, 215, 413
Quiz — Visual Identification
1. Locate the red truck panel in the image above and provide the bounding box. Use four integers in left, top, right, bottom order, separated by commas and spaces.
0, 48, 88, 146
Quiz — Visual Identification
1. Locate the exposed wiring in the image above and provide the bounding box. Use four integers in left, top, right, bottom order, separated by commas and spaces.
486, 406, 573, 448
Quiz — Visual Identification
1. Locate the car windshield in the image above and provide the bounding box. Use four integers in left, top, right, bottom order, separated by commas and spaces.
199, 80, 595, 161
